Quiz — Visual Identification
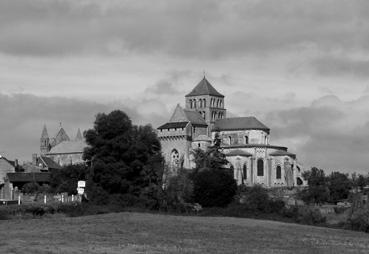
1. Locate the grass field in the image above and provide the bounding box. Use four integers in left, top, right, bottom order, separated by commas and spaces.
0, 212, 368, 254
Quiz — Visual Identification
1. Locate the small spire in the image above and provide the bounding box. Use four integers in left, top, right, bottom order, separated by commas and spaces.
75, 128, 83, 141
203, 70, 206, 78
59, 122, 62, 128
41, 124, 49, 138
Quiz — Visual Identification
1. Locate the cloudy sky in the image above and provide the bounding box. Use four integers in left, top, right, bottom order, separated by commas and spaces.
0, 0, 369, 173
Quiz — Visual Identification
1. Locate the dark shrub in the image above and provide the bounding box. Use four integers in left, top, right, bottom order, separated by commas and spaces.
296, 206, 326, 225
269, 199, 286, 214
22, 182, 41, 193
85, 182, 110, 205
241, 185, 271, 212
193, 168, 237, 207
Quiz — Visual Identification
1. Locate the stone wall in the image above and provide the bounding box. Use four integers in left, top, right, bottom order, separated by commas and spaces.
49, 153, 84, 166
0, 158, 15, 199
224, 146, 303, 188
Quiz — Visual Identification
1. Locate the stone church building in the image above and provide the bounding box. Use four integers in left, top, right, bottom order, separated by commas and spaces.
158, 77, 305, 188
40, 124, 86, 166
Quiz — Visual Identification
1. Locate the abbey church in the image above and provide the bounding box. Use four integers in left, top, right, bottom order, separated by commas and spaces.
158, 77, 305, 188
40, 124, 86, 166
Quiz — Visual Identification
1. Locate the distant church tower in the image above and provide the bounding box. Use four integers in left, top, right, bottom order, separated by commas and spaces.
40, 124, 50, 154
185, 76, 226, 134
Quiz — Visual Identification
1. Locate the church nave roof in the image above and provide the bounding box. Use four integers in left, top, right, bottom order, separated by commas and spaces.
213, 116, 270, 133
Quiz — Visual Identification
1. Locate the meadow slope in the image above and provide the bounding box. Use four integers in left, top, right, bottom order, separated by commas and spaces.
0, 212, 368, 254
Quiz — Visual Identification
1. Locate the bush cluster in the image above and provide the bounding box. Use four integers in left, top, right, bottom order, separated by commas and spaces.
345, 211, 369, 233
238, 185, 285, 214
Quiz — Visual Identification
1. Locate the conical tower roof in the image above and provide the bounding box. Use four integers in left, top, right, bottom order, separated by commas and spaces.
41, 124, 49, 139
185, 77, 224, 97
75, 128, 83, 141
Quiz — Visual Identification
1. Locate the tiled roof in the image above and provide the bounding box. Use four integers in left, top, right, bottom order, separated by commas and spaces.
184, 110, 207, 126
158, 122, 189, 130
186, 77, 224, 97
213, 117, 270, 133
158, 104, 207, 130
226, 149, 253, 157
47, 140, 86, 155
269, 150, 296, 159
0, 156, 15, 167
40, 156, 62, 169
7, 172, 50, 183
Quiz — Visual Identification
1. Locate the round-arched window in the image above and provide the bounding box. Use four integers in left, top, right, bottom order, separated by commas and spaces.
276, 165, 281, 179
257, 159, 264, 176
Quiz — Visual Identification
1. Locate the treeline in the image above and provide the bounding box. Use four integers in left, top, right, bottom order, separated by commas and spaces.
300, 167, 369, 205
38, 110, 369, 233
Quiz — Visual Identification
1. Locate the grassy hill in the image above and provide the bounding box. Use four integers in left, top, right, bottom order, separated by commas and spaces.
1, 212, 368, 254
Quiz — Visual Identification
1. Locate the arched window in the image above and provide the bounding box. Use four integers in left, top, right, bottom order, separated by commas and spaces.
228, 136, 232, 145
203, 99, 206, 107
297, 177, 303, 186
245, 136, 249, 144
189, 99, 192, 109
276, 165, 281, 179
194, 100, 197, 108
257, 159, 264, 176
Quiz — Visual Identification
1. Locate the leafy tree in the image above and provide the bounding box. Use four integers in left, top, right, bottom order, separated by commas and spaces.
327, 171, 352, 203
192, 132, 228, 175
49, 164, 88, 195
163, 168, 194, 209
191, 132, 236, 207
357, 174, 368, 190
301, 167, 329, 204
83, 110, 163, 205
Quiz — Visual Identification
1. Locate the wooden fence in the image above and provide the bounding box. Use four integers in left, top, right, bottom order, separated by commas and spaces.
1, 192, 82, 205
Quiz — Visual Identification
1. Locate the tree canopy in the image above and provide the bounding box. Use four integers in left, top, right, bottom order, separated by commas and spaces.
83, 110, 163, 206
190, 132, 236, 207
301, 167, 330, 204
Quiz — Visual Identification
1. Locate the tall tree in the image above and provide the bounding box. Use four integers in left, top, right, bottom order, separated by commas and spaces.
327, 171, 352, 203
83, 110, 163, 205
301, 167, 329, 204
192, 132, 228, 174
191, 131, 236, 207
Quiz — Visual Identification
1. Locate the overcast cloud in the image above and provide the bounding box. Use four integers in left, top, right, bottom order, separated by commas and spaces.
0, 0, 368, 173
